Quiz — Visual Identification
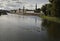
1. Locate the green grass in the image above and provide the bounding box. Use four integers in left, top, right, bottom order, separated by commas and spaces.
40, 15, 60, 23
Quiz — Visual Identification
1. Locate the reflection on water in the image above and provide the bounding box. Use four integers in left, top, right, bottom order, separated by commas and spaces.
0, 14, 48, 41
42, 19, 60, 41
1, 14, 60, 41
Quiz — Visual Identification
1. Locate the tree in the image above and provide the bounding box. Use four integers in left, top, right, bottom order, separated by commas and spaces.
41, 0, 60, 17
37, 8, 41, 12
46, 4, 52, 16
34, 8, 41, 13
49, 0, 60, 17
49, 0, 54, 3
41, 5, 47, 15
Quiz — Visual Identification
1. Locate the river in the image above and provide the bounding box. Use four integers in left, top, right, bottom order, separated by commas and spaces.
0, 13, 60, 41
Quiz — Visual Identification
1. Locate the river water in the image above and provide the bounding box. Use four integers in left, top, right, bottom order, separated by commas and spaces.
0, 13, 60, 41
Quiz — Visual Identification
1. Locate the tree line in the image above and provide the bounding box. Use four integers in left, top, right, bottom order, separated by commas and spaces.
41, 0, 60, 17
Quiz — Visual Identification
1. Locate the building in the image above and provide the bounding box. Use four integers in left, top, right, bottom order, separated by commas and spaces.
10, 4, 40, 15
25, 9, 34, 14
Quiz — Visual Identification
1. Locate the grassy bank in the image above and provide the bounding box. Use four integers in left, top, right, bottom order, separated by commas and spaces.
40, 15, 60, 23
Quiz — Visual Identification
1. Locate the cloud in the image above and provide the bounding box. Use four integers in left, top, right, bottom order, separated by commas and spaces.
0, 0, 49, 10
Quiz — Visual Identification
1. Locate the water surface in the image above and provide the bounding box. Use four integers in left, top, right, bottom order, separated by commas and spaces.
0, 14, 48, 41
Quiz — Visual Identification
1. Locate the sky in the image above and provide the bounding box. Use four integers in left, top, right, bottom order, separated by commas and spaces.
0, 0, 49, 10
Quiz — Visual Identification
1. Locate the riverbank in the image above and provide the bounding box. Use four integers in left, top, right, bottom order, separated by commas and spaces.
10, 13, 40, 16
40, 15, 60, 23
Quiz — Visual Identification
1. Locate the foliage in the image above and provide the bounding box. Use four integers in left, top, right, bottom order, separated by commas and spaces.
41, 5, 47, 15
49, 0, 54, 3
51, 0, 60, 17
41, 0, 60, 17
34, 8, 41, 13
41, 4, 52, 16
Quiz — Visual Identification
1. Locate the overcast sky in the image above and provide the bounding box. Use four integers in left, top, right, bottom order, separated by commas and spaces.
0, 0, 49, 10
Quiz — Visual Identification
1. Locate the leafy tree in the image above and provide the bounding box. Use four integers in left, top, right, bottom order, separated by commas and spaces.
34, 8, 41, 13
49, 0, 60, 17
41, 0, 60, 17
41, 5, 47, 15
49, 0, 54, 3
46, 4, 52, 16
